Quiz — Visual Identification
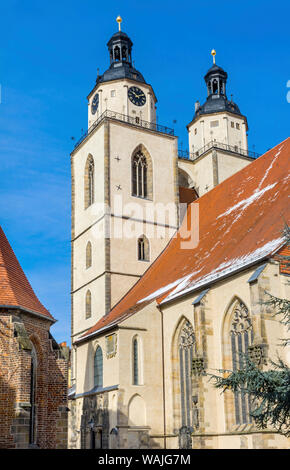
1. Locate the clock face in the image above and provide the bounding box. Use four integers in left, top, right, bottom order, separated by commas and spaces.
128, 86, 146, 107
91, 93, 99, 115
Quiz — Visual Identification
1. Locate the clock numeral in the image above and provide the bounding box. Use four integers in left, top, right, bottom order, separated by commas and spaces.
128, 86, 146, 107
91, 93, 99, 115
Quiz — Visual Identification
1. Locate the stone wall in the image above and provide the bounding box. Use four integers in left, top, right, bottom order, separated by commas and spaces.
0, 309, 68, 449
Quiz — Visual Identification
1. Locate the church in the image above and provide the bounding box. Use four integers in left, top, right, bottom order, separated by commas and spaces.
68, 18, 290, 449
0, 226, 68, 448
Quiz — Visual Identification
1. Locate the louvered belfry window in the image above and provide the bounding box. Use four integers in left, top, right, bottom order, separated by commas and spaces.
132, 151, 148, 198
230, 301, 253, 425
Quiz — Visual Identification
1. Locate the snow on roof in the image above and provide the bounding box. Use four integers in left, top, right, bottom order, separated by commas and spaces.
80, 137, 290, 342
161, 237, 284, 303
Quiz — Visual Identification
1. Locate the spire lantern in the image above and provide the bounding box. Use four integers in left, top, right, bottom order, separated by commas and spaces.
193, 55, 242, 118
107, 27, 133, 66
204, 57, 228, 97
96, 21, 146, 85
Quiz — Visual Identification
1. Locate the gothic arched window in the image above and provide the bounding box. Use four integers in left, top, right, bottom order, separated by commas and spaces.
88, 161, 94, 205
133, 338, 139, 385
230, 300, 253, 425
132, 151, 148, 198
132, 336, 143, 385
84, 155, 95, 209
86, 290, 92, 319
86, 241, 92, 269
137, 235, 149, 262
178, 321, 196, 428
94, 346, 103, 388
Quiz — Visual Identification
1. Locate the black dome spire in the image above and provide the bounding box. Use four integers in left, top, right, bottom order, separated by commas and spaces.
96, 20, 146, 85
195, 56, 241, 117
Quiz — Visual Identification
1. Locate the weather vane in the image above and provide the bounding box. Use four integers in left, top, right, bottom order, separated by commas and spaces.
116, 15, 122, 31
211, 49, 216, 64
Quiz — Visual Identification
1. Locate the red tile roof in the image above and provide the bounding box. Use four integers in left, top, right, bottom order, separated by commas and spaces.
0, 226, 54, 320
179, 186, 199, 205
81, 137, 290, 341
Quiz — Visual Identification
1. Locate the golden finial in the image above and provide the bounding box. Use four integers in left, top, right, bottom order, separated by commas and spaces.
116, 16, 122, 31
211, 49, 216, 64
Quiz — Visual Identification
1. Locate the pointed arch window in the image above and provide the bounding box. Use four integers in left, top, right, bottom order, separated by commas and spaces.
178, 321, 196, 428
85, 290, 92, 319
132, 336, 143, 385
88, 160, 94, 206
86, 241, 92, 269
133, 338, 139, 385
132, 151, 148, 198
230, 300, 253, 425
137, 235, 149, 262
84, 155, 95, 209
94, 346, 103, 388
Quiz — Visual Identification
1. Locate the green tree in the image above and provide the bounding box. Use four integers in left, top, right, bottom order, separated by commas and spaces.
208, 225, 290, 437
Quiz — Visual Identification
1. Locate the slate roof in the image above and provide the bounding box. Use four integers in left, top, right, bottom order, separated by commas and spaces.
195, 95, 242, 117
0, 226, 54, 321
96, 62, 146, 86
80, 137, 290, 341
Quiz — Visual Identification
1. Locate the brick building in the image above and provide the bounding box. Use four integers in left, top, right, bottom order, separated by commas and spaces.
0, 226, 68, 449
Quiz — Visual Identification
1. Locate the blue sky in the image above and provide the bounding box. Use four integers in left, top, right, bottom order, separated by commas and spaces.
0, 0, 289, 344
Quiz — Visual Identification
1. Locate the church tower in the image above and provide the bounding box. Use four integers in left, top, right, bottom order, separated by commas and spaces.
178, 50, 258, 197
70, 18, 179, 349
68, 24, 279, 452
87, 20, 157, 127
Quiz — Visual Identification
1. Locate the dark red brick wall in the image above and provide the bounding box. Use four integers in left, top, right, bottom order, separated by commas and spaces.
0, 314, 16, 448
0, 309, 68, 449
